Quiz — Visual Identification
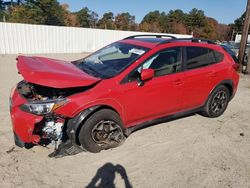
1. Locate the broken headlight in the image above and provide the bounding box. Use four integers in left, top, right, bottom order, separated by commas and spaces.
20, 99, 67, 115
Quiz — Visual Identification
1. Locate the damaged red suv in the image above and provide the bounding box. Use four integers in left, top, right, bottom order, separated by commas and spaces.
10, 35, 239, 157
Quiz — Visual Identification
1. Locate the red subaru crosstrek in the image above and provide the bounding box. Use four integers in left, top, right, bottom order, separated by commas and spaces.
10, 35, 239, 157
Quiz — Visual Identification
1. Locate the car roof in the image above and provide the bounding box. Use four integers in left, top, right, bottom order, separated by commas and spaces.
119, 35, 217, 49
119, 38, 165, 49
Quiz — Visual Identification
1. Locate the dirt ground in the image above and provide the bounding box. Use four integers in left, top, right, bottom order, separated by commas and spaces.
0, 53, 250, 188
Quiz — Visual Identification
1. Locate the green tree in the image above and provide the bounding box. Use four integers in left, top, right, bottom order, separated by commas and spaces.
141, 10, 161, 24
114, 12, 136, 31
184, 8, 207, 37
0, 0, 14, 22
140, 11, 165, 32
233, 13, 245, 32
97, 12, 115, 29
61, 3, 78, 26
163, 9, 188, 33
0, 0, 3, 11
200, 17, 218, 39
167, 9, 187, 23
89, 11, 98, 28
8, 2, 45, 24
187, 8, 206, 28
0, 0, 5, 20
8, 0, 66, 25
36, 0, 66, 25
76, 7, 98, 28
76, 7, 90, 27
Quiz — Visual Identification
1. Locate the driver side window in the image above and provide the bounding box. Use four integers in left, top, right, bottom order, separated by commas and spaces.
145, 47, 182, 77
127, 47, 182, 82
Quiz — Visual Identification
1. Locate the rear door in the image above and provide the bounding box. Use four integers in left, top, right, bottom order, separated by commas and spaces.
181, 46, 221, 110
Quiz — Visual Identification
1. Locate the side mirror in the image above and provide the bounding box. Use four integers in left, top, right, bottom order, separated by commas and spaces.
141, 69, 154, 81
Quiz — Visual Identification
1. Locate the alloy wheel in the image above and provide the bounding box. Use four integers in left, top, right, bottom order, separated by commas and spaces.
211, 90, 228, 114
91, 120, 124, 147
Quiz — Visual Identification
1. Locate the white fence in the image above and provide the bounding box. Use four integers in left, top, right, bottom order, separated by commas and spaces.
0, 22, 192, 54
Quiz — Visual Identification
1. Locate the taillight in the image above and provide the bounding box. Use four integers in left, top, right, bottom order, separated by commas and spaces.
232, 63, 240, 71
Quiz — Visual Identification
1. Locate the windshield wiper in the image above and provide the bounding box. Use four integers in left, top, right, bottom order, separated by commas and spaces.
78, 61, 102, 78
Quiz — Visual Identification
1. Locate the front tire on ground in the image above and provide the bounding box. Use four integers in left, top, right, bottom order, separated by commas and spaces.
78, 109, 125, 153
201, 85, 230, 118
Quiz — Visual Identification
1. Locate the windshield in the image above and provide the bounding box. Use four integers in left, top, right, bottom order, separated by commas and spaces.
75, 42, 149, 78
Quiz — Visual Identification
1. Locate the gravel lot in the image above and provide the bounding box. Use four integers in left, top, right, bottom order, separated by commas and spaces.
0, 53, 250, 188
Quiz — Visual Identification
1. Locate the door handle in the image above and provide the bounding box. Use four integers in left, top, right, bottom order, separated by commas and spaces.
174, 79, 183, 86
208, 71, 217, 77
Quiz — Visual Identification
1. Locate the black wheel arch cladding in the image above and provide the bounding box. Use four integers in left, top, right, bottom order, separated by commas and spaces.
66, 105, 121, 146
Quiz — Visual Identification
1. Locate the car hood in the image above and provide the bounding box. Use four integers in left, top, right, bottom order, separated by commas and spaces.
17, 55, 100, 88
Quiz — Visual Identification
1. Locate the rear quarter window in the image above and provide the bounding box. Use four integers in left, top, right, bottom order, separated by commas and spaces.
186, 46, 224, 70
213, 50, 224, 62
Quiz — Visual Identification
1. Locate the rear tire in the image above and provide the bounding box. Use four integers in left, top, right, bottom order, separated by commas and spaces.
201, 85, 230, 118
78, 109, 125, 153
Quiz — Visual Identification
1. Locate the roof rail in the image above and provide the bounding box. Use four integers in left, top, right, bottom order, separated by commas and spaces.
124, 34, 177, 40
159, 38, 216, 45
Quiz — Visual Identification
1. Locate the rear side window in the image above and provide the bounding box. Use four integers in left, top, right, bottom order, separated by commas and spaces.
186, 47, 224, 70
214, 50, 224, 62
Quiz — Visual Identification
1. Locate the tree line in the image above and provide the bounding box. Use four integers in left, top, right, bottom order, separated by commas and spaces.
0, 0, 243, 41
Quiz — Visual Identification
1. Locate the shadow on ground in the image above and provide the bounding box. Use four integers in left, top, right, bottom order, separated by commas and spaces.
85, 163, 132, 188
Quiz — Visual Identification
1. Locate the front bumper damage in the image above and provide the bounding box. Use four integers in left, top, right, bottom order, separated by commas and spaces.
10, 87, 43, 145
10, 85, 84, 157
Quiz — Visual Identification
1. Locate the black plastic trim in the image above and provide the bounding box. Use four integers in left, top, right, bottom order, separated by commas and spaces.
66, 106, 100, 145
212, 80, 234, 100
124, 34, 177, 40
124, 106, 203, 136
199, 79, 234, 113
14, 132, 25, 148
158, 38, 216, 45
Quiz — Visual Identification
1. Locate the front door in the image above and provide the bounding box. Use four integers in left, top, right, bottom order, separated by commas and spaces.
116, 47, 185, 127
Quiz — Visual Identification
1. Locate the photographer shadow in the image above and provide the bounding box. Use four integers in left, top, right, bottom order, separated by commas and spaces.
85, 163, 132, 188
